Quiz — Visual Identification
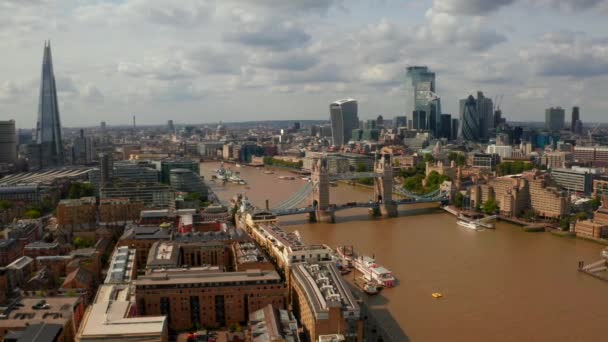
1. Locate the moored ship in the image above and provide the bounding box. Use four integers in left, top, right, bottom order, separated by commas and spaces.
457, 219, 482, 230
352, 254, 395, 288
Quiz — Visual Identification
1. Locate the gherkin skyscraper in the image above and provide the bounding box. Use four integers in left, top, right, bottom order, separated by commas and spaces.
35, 41, 64, 167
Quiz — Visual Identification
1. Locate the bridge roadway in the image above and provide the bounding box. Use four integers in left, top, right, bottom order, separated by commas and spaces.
274, 196, 448, 217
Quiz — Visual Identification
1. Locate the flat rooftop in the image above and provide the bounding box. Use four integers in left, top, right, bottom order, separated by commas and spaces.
291, 263, 359, 320
0, 297, 80, 328
135, 268, 281, 287
78, 284, 166, 339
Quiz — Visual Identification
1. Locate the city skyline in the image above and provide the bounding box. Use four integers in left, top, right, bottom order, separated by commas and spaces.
2, 1, 608, 128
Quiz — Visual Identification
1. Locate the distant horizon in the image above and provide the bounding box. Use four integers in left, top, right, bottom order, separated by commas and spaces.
2, 1, 608, 127
10, 119, 608, 132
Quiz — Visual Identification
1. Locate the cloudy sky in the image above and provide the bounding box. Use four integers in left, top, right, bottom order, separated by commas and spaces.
1, 0, 608, 128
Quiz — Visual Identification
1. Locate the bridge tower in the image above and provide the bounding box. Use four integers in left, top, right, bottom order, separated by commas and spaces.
310, 157, 335, 223
375, 153, 398, 217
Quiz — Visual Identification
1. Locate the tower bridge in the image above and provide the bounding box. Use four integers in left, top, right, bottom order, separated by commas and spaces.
269, 154, 448, 223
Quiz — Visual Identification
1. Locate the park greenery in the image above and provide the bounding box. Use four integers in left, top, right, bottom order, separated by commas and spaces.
263, 157, 303, 169
496, 161, 534, 176
183, 192, 211, 208
24, 209, 41, 219
67, 182, 95, 199
403, 170, 450, 195
448, 152, 467, 166
0, 200, 13, 211
73, 237, 94, 249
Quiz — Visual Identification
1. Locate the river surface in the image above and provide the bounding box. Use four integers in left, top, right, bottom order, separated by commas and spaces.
202, 162, 608, 342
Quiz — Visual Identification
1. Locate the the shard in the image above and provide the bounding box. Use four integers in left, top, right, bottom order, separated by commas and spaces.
35, 41, 64, 167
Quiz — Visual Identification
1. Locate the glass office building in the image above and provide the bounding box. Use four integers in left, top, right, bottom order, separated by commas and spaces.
405, 66, 442, 138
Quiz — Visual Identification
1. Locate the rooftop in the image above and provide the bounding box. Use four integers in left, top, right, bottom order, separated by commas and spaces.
105, 246, 136, 284
121, 225, 172, 241
135, 268, 281, 287
78, 284, 166, 339
7, 256, 33, 270
249, 304, 300, 342
0, 168, 91, 186
291, 263, 359, 320
146, 241, 180, 269
0, 297, 80, 328
24, 241, 59, 250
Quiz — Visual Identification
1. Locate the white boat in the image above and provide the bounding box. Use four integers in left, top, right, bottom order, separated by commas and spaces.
301, 177, 310, 181
279, 176, 295, 180
357, 277, 379, 295
263, 170, 274, 175
602, 247, 608, 260
336, 246, 355, 267
457, 219, 482, 230
352, 255, 395, 288
235, 163, 242, 168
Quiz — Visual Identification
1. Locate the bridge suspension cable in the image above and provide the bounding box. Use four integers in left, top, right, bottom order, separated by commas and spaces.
272, 182, 317, 211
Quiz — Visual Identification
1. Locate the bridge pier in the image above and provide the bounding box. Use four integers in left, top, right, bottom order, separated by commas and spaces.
381, 203, 398, 217
315, 209, 335, 223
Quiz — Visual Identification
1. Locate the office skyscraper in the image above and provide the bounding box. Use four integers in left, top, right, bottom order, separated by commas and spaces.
0, 120, 17, 164
451, 118, 459, 141
571, 106, 580, 132
330, 99, 359, 146
393, 116, 407, 128
405, 66, 442, 138
440, 114, 452, 140
458, 92, 493, 142
412, 110, 427, 130
545, 107, 565, 132
476, 91, 494, 140
167, 120, 175, 133
35, 41, 64, 167
459, 95, 480, 141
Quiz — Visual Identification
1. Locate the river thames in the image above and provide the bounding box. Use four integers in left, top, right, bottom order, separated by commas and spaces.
202, 162, 608, 341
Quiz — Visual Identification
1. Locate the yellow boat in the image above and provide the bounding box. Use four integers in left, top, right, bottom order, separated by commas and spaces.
432, 292, 443, 299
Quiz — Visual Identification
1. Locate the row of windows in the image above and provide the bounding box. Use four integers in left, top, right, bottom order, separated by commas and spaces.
138, 280, 283, 289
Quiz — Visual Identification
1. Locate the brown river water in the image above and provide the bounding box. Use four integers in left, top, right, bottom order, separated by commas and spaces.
202, 162, 608, 342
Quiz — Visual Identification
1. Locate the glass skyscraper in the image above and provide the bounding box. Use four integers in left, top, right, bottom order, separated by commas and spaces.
458, 91, 493, 142
330, 99, 359, 146
404, 66, 442, 138
460, 95, 480, 141
35, 41, 64, 167
545, 107, 565, 132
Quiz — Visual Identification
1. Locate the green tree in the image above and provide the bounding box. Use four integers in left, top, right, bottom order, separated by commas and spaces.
73, 237, 93, 249
590, 197, 602, 210
497, 161, 534, 176
24, 209, 41, 219
482, 198, 499, 214
454, 192, 464, 208
263, 157, 302, 169
68, 182, 95, 199
403, 174, 425, 193
559, 218, 571, 231
574, 212, 589, 221
423, 153, 435, 163
356, 163, 369, 172
0, 200, 13, 210
448, 152, 466, 166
